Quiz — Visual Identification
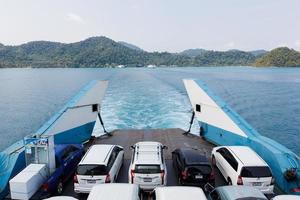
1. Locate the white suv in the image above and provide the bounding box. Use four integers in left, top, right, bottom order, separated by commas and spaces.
128, 141, 167, 191
74, 144, 124, 193
211, 146, 274, 194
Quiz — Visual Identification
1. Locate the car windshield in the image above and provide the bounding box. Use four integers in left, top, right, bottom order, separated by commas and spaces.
135, 165, 161, 173
187, 165, 212, 174
241, 166, 272, 178
77, 164, 107, 176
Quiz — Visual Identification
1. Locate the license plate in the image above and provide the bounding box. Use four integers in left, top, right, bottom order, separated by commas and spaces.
252, 182, 262, 186
87, 180, 96, 184
195, 175, 203, 179
143, 178, 152, 182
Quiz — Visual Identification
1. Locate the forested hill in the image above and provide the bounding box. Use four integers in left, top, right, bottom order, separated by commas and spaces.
253, 47, 300, 67
0, 36, 295, 68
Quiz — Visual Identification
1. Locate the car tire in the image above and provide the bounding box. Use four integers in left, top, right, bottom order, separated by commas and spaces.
227, 178, 232, 185
56, 179, 63, 195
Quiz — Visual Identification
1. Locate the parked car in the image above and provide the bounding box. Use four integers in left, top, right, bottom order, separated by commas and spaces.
272, 195, 300, 200
172, 148, 214, 186
128, 141, 167, 191
155, 186, 207, 200
206, 185, 268, 200
40, 144, 84, 196
87, 183, 140, 200
211, 146, 274, 194
74, 144, 124, 194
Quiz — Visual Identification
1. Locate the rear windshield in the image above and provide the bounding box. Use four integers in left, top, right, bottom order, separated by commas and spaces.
77, 165, 107, 176
187, 165, 212, 174
241, 166, 272, 178
134, 165, 161, 174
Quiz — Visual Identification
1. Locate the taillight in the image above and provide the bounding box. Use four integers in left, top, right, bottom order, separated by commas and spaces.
237, 175, 243, 185
130, 170, 135, 183
41, 183, 49, 192
181, 170, 188, 180
271, 177, 275, 185
161, 170, 165, 185
291, 188, 300, 193
73, 174, 78, 183
105, 174, 111, 183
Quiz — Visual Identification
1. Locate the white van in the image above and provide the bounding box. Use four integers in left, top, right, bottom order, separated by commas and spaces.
155, 186, 207, 200
128, 141, 167, 191
87, 183, 140, 200
211, 146, 274, 194
74, 144, 124, 193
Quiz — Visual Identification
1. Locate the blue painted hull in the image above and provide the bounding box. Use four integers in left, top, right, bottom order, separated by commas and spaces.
0, 80, 103, 199
53, 121, 96, 144
0, 122, 95, 199
194, 80, 300, 195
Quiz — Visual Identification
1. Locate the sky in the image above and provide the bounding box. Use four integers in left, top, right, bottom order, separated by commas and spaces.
0, 0, 300, 52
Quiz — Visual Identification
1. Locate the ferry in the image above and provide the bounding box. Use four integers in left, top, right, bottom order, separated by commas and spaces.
0, 79, 299, 199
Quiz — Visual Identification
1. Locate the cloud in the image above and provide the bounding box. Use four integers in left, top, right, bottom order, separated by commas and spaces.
66, 13, 85, 24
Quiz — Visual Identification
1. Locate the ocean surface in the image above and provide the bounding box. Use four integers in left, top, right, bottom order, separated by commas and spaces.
0, 67, 299, 155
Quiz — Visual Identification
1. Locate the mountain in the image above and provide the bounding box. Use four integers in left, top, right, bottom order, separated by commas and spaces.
193, 50, 257, 66
180, 48, 207, 57
249, 49, 268, 56
0, 36, 297, 68
0, 36, 192, 68
253, 47, 300, 67
118, 41, 143, 51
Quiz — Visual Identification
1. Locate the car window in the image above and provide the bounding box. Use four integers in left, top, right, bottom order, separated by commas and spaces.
62, 146, 79, 161
176, 154, 183, 169
187, 165, 212, 174
107, 151, 117, 170
210, 190, 220, 200
77, 164, 107, 175
134, 165, 161, 174
55, 157, 61, 168
222, 149, 238, 171
241, 166, 272, 177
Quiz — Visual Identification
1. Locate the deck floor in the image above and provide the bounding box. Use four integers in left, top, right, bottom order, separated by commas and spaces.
58, 128, 229, 199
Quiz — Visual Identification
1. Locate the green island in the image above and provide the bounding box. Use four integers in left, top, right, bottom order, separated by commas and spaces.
0, 36, 299, 68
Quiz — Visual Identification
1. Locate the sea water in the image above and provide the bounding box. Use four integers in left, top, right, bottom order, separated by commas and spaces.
0, 67, 299, 155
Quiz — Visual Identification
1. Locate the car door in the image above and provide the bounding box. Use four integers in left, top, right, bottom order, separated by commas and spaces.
177, 153, 185, 175
107, 148, 118, 182
61, 147, 76, 179
221, 149, 238, 183
172, 151, 180, 174
114, 146, 124, 176
215, 148, 227, 177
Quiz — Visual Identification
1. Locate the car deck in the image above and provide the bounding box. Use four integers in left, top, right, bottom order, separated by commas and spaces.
4, 128, 267, 199
60, 128, 230, 199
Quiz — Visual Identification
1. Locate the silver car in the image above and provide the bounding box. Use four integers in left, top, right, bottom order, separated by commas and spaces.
207, 185, 267, 200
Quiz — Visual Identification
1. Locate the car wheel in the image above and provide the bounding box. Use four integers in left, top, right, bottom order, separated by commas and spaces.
211, 155, 216, 166
227, 178, 232, 185
56, 180, 63, 194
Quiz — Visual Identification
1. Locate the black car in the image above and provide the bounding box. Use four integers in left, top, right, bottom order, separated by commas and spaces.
172, 148, 214, 186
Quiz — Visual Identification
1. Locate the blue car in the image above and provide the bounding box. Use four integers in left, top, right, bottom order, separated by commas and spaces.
39, 144, 84, 197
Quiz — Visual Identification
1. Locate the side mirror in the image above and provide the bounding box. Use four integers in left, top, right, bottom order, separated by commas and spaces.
204, 183, 214, 193
130, 145, 135, 150
162, 145, 168, 150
